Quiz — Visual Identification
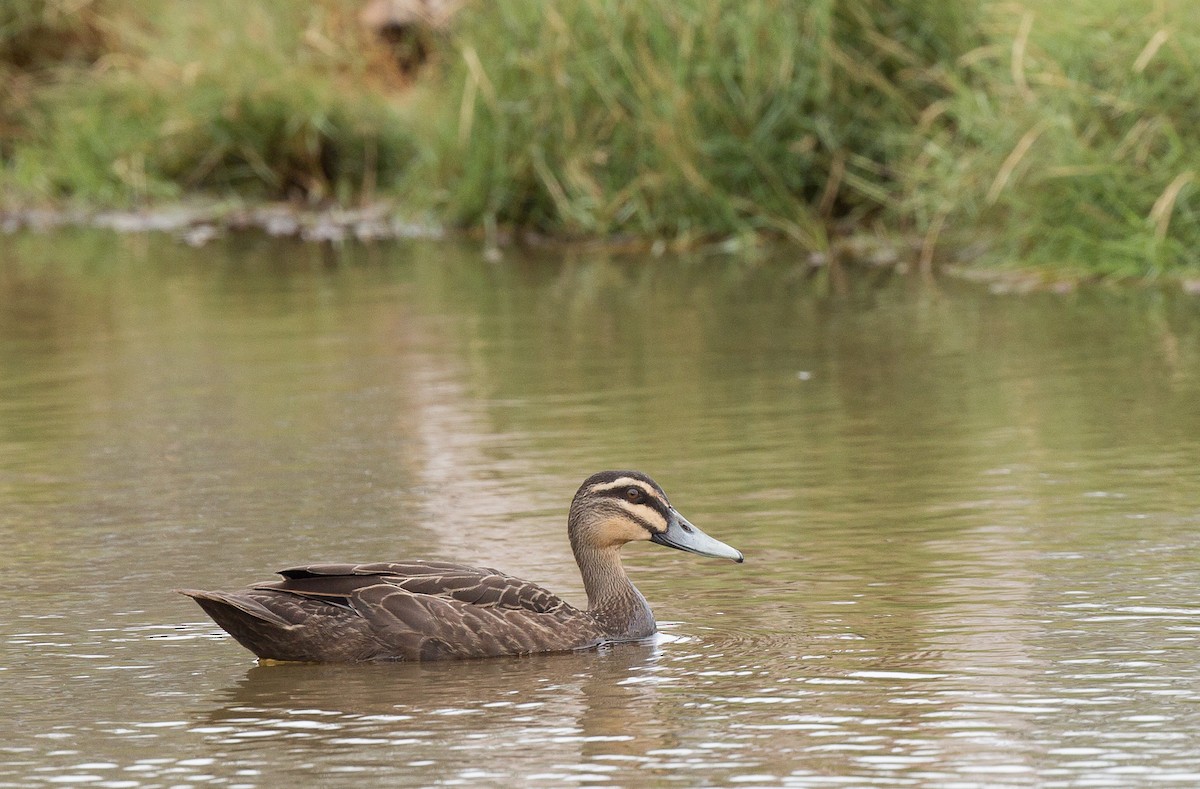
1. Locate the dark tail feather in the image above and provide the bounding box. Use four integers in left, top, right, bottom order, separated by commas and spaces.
177, 588, 304, 659
177, 588, 294, 627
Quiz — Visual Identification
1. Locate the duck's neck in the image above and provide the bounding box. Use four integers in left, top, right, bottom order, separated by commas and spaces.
572, 543, 656, 640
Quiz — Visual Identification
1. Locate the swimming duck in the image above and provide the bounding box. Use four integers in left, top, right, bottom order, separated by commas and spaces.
179, 470, 743, 661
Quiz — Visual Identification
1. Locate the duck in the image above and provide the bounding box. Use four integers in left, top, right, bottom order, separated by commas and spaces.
179, 470, 744, 662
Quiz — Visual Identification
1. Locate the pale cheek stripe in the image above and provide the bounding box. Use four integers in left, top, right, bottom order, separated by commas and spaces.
612, 500, 668, 534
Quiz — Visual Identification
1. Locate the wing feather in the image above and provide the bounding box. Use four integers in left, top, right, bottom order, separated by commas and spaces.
190, 559, 607, 661
350, 583, 604, 659
268, 561, 571, 615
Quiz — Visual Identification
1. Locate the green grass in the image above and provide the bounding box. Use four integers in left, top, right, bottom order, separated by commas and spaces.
2, 0, 1199, 279
905, 0, 1200, 275
426, 0, 979, 248
2, 0, 423, 205
0, 0, 103, 158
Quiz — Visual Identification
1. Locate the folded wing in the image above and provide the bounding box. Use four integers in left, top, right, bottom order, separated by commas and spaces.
181, 560, 604, 661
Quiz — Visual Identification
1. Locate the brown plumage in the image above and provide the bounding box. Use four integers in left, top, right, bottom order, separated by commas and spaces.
179, 470, 744, 662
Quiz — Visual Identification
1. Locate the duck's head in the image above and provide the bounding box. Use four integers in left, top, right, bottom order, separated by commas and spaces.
568, 470, 744, 562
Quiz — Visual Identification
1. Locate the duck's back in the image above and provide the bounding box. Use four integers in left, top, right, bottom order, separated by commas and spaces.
180, 561, 608, 662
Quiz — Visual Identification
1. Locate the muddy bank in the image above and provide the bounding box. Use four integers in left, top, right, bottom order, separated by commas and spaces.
0, 202, 444, 246
5, 201, 1199, 296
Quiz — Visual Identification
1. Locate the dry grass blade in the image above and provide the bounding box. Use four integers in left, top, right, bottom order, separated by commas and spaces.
1011, 10, 1034, 103
986, 122, 1045, 205
1133, 29, 1169, 74
1150, 171, 1194, 241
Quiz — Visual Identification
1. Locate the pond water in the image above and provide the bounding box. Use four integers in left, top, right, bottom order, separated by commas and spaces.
2, 230, 1199, 787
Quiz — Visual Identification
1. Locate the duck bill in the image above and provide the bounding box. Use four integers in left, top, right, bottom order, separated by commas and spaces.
651, 510, 744, 563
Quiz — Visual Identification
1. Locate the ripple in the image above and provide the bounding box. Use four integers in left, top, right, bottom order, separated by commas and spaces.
3, 250, 1200, 788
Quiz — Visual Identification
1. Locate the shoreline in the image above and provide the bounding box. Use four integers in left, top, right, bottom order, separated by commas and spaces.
0, 201, 445, 246
4, 201, 1199, 296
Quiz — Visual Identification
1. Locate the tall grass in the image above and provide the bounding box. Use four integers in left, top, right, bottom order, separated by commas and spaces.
427, 0, 979, 248
906, 0, 1200, 275
2, 0, 422, 205
2, 0, 1199, 279
0, 0, 104, 159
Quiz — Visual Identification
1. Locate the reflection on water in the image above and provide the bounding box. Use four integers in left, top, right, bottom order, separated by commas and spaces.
200, 643, 670, 783
1, 231, 1199, 786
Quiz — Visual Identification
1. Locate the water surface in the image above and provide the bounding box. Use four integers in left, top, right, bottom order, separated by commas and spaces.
2, 231, 1199, 787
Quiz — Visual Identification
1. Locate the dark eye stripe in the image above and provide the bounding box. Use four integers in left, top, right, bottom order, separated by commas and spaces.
596, 483, 653, 503
590, 480, 665, 502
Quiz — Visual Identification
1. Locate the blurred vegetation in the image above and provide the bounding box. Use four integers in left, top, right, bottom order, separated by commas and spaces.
0, 0, 103, 160
906, 0, 1200, 276
1, 0, 423, 204
427, 0, 980, 248
1, 0, 1198, 278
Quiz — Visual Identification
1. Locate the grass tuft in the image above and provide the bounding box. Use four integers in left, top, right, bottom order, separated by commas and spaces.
1, 0, 1199, 279
2, 0, 422, 206
0, 0, 106, 161
905, 0, 1200, 275
425, 0, 979, 248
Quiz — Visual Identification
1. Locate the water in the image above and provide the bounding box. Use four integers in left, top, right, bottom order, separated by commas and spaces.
2, 230, 1199, 787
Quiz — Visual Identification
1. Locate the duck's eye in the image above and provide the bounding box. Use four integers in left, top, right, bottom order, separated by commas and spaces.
625, 487, 645, 503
